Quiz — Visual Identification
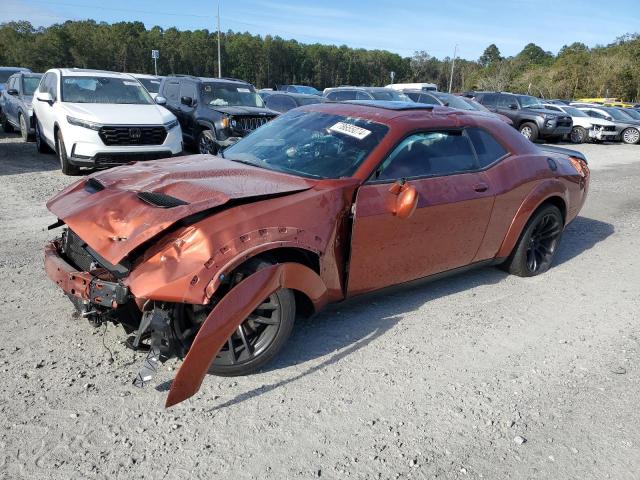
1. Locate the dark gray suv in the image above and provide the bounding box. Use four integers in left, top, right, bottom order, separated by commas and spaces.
0, 71, 42, 141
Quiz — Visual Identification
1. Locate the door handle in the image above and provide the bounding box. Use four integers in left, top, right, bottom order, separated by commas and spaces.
473, 183, 489, 193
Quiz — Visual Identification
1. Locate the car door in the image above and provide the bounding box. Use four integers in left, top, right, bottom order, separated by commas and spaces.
347, 129, 495, 295
5, 77, 20, 124
178, 81, 197, 138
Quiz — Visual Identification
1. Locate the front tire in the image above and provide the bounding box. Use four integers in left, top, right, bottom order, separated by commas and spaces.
197, 129, 218, 155
19, 113, 31, 142
56, 130, 80, 175
1, 111, 14, 133
502, 204, 564, 277
519, 122, 539, 142
570, 126, 587, 144
621, 127, 640, 144
207, 259, 296, 376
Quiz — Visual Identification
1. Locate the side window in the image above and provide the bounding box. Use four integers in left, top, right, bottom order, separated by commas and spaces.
466, 127, 508, 168
406, 92, 420, 102
179, 82, 197, 102
479, 93, 498, 107
48, 73, 58, 100
164, 82, 180, 103
356, 91, 371, 100
38, 73, 49, 94
336, 90, 356, 101
497, 94, 515, 108
265, 95, 296, 112
375, 131, 478, 182
418, 93, 439, 105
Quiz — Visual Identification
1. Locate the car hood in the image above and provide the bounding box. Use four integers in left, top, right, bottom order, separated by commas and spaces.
206, 105, 277, 117
47, 155, 315, 265
62, 102, 175, 125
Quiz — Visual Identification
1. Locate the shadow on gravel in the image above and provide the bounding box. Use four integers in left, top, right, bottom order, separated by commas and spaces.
555, 216, 614, 266
0, 132, 60, 176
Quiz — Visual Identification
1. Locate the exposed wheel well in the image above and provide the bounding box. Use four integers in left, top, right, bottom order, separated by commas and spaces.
236, 247, 321, 318
539, 196, 567, 224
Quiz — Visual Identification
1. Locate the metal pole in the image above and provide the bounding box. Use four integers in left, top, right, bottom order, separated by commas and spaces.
217, 1, 222, 78
154, 57, 158, 76
448, 44, 458, 93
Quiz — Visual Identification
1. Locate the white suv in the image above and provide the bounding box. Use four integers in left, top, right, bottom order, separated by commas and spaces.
33, 68, 182, 175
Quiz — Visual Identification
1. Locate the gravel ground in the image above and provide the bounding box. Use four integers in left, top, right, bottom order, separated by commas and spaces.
0, 130, 638, 480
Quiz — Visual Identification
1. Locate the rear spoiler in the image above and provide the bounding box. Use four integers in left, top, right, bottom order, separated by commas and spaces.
538, 145, 588, 164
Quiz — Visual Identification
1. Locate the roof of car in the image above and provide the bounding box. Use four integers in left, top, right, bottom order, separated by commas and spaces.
129, 73, 160, 79
0, 67, 31, 71
166, 75, 250, 85
56, 68, 135, 78
325, 86, 398, 92
263, 91, 325, 100
9, 72, 42, 78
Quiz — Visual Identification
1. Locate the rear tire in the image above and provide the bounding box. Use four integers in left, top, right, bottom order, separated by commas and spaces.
19, 113, 31, 142
35, 119, 52, 153
570, 126, 587, 144
502, 204, 564, 277
56, 130, 80, 176
207, 258, 296, 377
621, 127, 640, 144
519, 122, 539, 142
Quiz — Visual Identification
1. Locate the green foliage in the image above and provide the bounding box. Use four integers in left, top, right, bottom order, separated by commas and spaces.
0, 20, 638, 100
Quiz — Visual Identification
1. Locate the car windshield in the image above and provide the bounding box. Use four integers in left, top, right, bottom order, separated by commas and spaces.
223, 110, 389, 179
61, 76, 153, 104
434, 93, 475, 110
0, 70, 21, 83
202, 82, 265, 108
517, 95, 541, 108
297, 96, 325, 106
370, 90, 406, 101
137, 78, 161, 93
604, 108, 634, 121
22, 76, 41, 95
295, 85, 319, 95
620, 108, 640, 120
562, 106, 588, 117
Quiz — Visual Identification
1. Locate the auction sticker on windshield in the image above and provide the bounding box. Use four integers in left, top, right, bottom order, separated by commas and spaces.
237, 88, 250, 93
329, 122, 372, 140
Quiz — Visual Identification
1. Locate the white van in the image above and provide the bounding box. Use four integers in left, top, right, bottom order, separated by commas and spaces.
386, 83, 438, 92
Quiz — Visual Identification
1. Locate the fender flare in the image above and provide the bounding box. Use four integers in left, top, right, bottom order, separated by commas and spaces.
496, 180, 568, 259
165, 262, 328, 407
196, 119, 216, 133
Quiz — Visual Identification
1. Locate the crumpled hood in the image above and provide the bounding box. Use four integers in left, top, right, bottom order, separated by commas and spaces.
207, 105, 277, 117
47, 155, 315, 265
62, 102, 174, 125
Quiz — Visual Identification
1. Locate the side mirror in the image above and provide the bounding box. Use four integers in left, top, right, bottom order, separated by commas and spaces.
36, 92, 54, 105
155, 96, 167, 105
509, 104, 518, 110
606, 116, 613, 121
388, 181, 418, 219
7, 88, 18, 96
181, 96, 194, 107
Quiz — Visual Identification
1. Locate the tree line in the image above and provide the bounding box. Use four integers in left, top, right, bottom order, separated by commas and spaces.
1, 20, 639, 100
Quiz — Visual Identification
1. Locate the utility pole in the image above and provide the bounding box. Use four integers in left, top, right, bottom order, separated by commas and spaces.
217, 1, 222, 78
448, 44, 458, 93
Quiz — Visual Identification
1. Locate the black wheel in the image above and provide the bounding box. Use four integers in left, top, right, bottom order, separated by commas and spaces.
519, 122, 539, 142
19, 113, 31, 142
1, 111, 13, 133
621, 127, 640, 144
56, 130, 80, 175
197, 129, 218, 155
570, 126, 587, 144
207, 259, 296, 376
502, 204, 564, 277
35, 119, 52, 153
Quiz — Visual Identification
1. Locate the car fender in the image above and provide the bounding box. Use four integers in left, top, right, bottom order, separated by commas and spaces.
196, 119, 215, 133
165, 262, 328, 407
496, 179, 568, 258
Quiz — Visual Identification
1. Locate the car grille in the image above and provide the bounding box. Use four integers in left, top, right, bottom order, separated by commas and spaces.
93, 151, 173, 166
61, 229, 95, 272
232, 116, 273, 133
99, 125, 168, 146
603, 125, 616, 132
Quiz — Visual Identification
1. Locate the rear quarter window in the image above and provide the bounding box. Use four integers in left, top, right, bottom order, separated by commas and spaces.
466, 127, 508, 168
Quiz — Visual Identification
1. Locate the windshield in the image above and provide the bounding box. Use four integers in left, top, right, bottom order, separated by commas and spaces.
434, 93, 475, 110
61, 76, 153, 104
137, 78, 161, 93
223, 110, 389, 179
562, 106, 588, 117
202, 83, 265, 108
22, 76, 41, 96
517, 95, 541, 108
295, 85, 320, 95
0, 70, 21, 83
371, 90, 406, 101
604, 108, 634, 121
619, 108, 640, 120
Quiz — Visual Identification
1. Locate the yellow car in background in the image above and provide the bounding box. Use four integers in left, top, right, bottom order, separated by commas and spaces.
576, 97, 637, 108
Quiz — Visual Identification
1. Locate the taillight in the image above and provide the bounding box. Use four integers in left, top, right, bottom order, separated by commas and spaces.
569, 156, 589, 178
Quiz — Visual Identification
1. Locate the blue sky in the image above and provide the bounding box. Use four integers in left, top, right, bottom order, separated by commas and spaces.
2, 0, 639, 60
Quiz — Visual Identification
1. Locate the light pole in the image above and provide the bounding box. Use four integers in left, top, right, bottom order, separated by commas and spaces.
217, 1, 222, 78
448, 44, 458, 93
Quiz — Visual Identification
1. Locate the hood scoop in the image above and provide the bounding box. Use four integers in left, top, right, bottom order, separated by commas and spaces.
137, 191, 189, 208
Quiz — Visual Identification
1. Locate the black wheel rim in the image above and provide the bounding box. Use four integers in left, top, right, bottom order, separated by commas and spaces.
213, 293, 282, 366
198, 133, 217, 154
526, 213, 562, 273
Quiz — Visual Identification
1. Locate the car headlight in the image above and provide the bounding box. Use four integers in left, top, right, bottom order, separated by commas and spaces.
164, 119, 179, 130
67, 116, 102, 131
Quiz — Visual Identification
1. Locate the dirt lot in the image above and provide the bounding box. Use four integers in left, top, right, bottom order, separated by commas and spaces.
0, 130, 638, 480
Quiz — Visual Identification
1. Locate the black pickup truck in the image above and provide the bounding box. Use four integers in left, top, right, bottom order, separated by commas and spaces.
157, 75, 278, 154
474, 92, 573, 142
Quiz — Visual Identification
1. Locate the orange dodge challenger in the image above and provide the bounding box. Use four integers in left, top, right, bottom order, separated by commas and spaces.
44, 101, 590, 407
